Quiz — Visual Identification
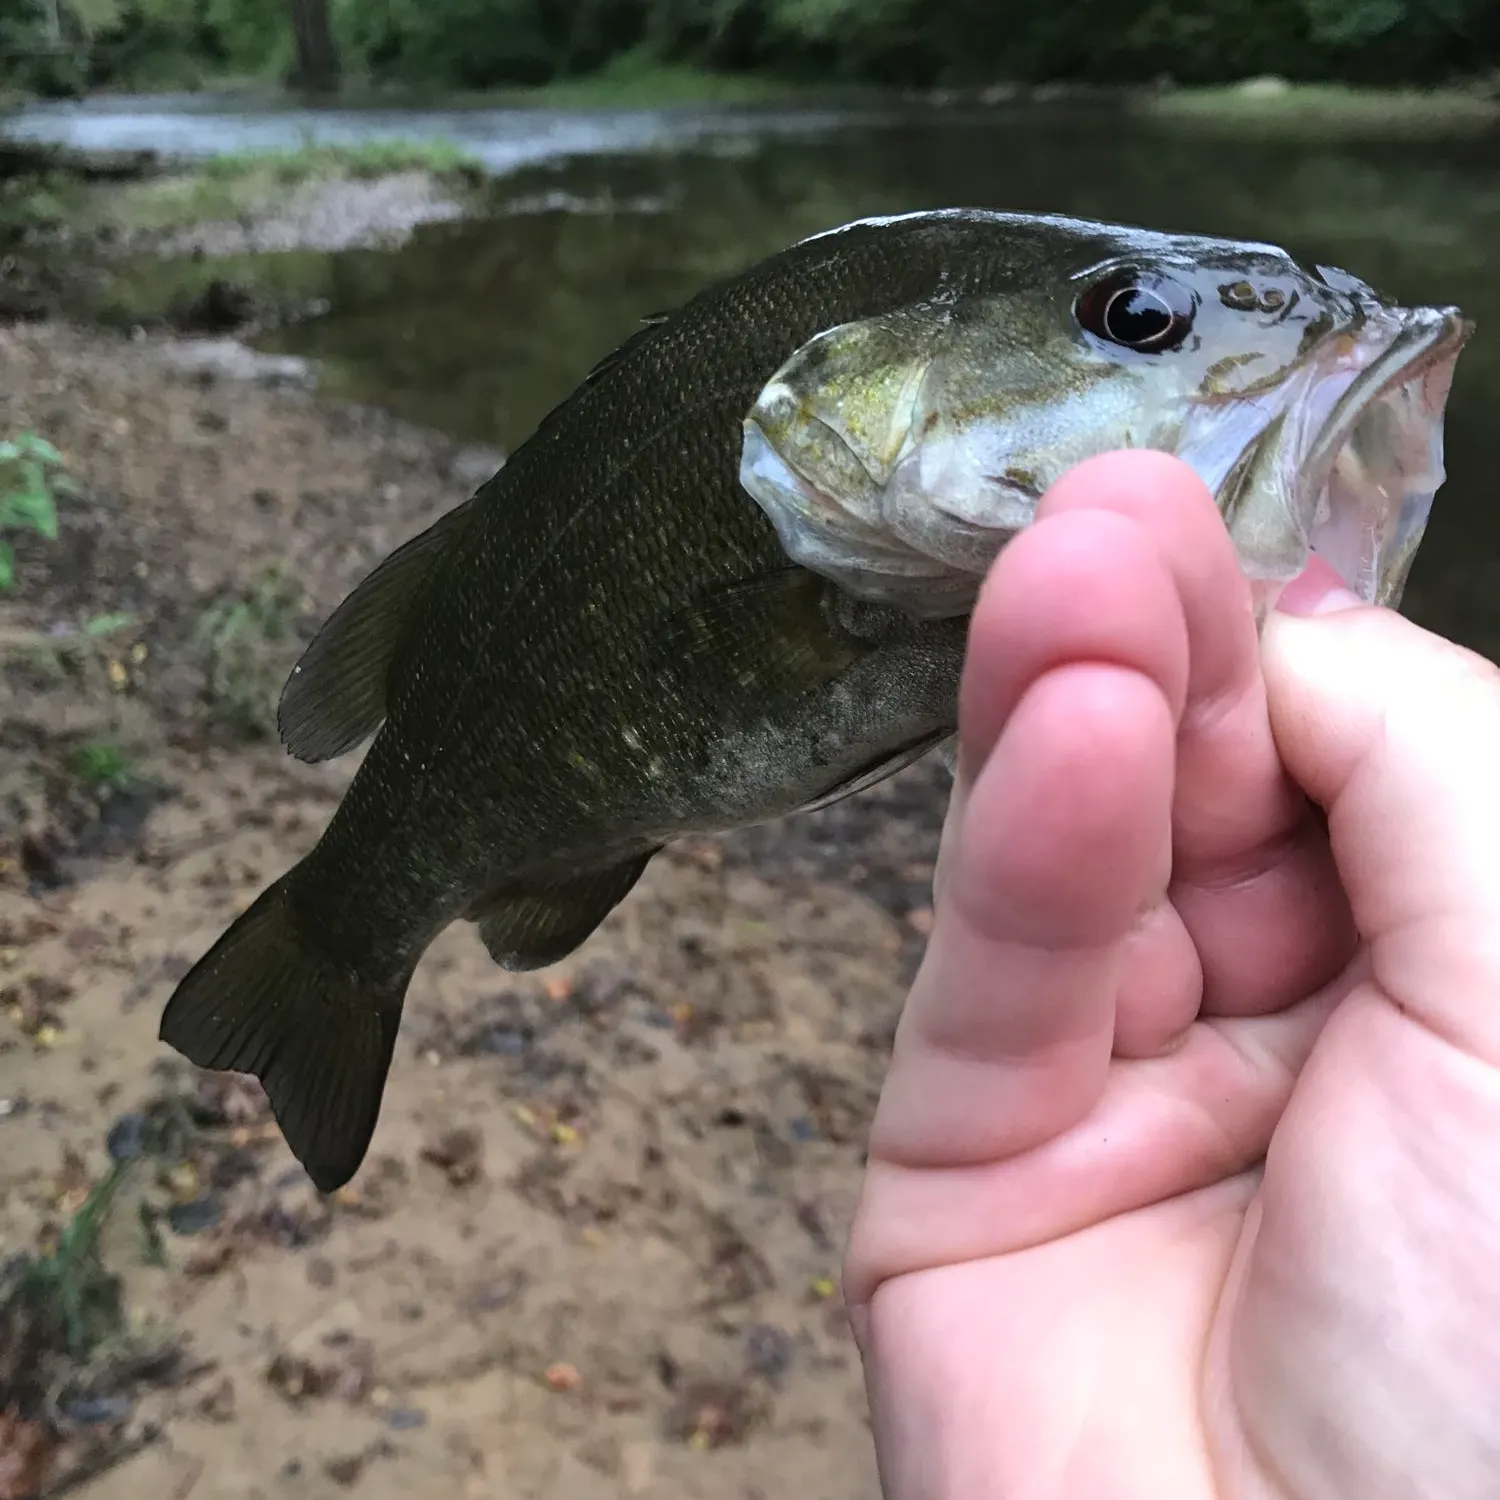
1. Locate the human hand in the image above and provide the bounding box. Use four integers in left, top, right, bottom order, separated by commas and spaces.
845, 449, 1500, 1499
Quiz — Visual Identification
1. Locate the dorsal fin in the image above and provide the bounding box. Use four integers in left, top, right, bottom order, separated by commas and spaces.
278, 496, 478, 763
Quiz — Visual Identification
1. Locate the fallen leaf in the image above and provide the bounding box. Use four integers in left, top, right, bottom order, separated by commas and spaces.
0, 1411, 56, 1500
543, 1363, 582, 1393
665, 1379, 764, 1450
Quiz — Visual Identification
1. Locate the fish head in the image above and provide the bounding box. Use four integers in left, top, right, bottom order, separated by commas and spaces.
741, 214, 1473, 619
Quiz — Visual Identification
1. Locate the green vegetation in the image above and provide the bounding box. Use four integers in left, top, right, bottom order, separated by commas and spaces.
193, 563, 303, 738
102, 137, 483, 237
0, 0, 1496, 98
1141, 79, 1500, 138
0, 431, 71, 592
6, 1161, 132, 1363
68, 737, 136, 792
0, 138, 484, 251
199, 137, 483, 181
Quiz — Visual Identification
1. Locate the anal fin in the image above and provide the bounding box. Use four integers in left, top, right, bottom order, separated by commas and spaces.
468, 851, 658, 970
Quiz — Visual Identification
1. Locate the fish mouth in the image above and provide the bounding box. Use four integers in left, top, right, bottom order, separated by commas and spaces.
1197, 303, 1473, 612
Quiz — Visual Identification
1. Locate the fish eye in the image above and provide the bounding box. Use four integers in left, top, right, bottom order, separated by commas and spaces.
1076, 271, 1196, 354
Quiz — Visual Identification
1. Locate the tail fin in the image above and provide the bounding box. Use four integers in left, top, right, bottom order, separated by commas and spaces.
158, 876, 410, 1194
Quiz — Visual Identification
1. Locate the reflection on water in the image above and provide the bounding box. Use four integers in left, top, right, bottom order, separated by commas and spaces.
9, 97, 1500, 655
268, 117, 1500, 656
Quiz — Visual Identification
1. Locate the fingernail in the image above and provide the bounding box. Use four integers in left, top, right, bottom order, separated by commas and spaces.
1276, 557, 1363, 617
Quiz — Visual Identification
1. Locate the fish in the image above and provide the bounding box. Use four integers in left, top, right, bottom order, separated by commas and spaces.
158, 208, 1472, 1193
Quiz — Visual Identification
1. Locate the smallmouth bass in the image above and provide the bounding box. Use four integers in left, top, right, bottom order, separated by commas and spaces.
159, 209, 1472, 1191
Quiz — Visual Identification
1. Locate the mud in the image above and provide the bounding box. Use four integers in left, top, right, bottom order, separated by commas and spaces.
0, 317, 949, 1499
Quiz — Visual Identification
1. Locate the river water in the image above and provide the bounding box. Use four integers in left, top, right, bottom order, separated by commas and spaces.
5, 92, 1500, 653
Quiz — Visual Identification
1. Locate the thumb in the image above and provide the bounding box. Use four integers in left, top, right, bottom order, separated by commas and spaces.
1261, 594, 1500, 1063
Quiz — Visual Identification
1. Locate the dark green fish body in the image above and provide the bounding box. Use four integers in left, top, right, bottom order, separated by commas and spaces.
163, 213, 1059, 1190
160, 209, 1471, 1192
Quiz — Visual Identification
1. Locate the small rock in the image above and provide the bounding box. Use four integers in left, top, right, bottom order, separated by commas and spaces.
196, 1376, 236, 1424
154, 338, 314, 389
744, 1324, 795, 1385
324, 1454, 365, 1487
419, 1127, 483, 1187
665, 1378, 765, 1450
1235, 74, 1292, 97
168, 1196, 224, 1236
59, 1394, 132, 1426
104, 1112, 149, 1162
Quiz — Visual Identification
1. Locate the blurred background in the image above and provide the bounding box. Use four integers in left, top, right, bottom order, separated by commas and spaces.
1, 6, 1497, 1499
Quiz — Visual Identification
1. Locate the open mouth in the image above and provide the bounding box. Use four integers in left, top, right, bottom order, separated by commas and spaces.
1211, 305, 1472, 612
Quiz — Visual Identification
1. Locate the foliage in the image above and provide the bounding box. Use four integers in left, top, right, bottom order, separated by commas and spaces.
0, 431, 71, 593
192, 563, 302, 738
0, 0, 1496, 97
68, 737, 135, 791
4, 1162, 131, 1363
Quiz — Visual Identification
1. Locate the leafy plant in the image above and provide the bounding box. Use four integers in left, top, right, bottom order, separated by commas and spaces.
68, 738, 135, 792
5, 1161, 131, 1363
193, 564, 302, 737
0, 431, 72, 593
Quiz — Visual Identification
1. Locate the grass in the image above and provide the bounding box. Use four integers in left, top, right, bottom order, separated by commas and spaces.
1, 133, 488, 245
1140, 80, 1500, 139
193, 564, 303, 739
199, 136, 484, 183
8, 1162, 133, 1364
81, 136, 486, 239
68, 738, 135, 793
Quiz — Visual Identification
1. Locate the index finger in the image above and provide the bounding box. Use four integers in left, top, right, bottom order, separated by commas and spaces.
1039, 452, 1356, 1016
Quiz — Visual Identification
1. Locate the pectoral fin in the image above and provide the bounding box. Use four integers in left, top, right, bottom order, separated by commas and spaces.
468, 851, 659, 970
653, 567, 864, 696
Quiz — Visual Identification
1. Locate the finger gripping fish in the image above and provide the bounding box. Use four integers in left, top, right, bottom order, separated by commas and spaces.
158, 209, 1472, 1193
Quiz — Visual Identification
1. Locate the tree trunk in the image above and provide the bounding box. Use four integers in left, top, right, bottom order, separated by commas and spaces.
286, 0, 341, 94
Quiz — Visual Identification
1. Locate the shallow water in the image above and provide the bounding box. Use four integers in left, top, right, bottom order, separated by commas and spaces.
0, 88, 935, 171
7, 93, 1500, 654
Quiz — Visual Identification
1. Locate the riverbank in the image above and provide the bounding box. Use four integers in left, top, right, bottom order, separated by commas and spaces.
1139, 77, 1500, 138
3, 137, 488, 255
0, 168, 945, 1498
1, 88, 1496, 1495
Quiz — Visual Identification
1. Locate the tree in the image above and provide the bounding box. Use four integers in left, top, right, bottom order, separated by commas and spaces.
285, 0, 339, 92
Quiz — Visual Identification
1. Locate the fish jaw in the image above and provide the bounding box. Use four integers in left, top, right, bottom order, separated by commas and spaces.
1194, 302, 1472, 615
739, 412, 972, 614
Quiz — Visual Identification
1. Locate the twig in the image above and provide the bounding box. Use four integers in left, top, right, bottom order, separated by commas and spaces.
168, 1454, 204, 1500
0, 628, 98, 655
